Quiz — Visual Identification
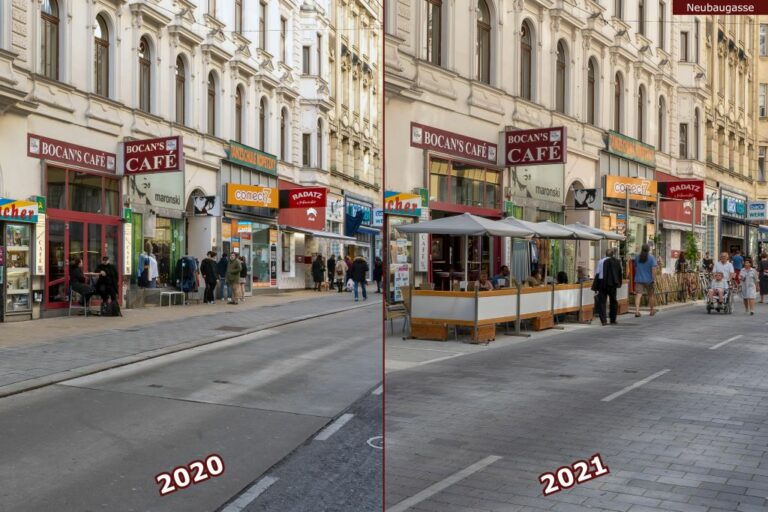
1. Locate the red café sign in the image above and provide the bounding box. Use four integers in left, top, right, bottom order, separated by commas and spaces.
660, 179, 704, 201
27, 134, 116, 173
279, 187, 327, 208
410, 122, 497, 165
504, 127, 566, 166
118, 136, 184, 175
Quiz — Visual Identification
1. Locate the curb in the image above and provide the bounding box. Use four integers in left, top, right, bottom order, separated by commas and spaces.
0, 300, 380, 400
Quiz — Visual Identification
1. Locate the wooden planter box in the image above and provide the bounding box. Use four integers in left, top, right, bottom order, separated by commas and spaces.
411, 321, 449, 341
532, 314, 554, 331
579, 305, 594, 322
469, 324, 496, 343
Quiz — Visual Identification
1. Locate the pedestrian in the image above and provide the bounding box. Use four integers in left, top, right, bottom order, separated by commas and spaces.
226, 253, 242, 305
239, 256, 248, 301
350, 255, 369, 302
740, 258, 758, 315
69, 257, 95, 306
344, 254, 353, 288
674, 253, 686, 273
714, 252, 735, 284
200, 251, 218, 304
633, 244, 658, 317
327, 255, 336, 289
373, 257, 383, 293
758, 253, 768, 303
312, 255, 325, 291
701, 251, 714, 273
732, 249, 744, 281
217, 252, 229, 302
594, 249, 623, 326
334, 256, 348, 293
95, 255, 119, 304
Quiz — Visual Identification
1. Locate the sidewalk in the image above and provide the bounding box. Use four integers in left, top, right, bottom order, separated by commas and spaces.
385, 299, 698, 373
0, 289, 382, 398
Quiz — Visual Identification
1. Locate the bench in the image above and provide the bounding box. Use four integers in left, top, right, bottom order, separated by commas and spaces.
160, 291, 185, 307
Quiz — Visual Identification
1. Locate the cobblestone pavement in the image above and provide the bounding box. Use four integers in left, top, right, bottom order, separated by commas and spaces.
385, 304, 768, 512
0, 290, 381, 397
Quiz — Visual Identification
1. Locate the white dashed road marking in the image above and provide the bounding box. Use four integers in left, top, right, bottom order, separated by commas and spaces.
372, 385, 383, 395
710, 335, 743, 350
314, 413, 354, 441
601, 369, 671, 402
221, 476, 279, 512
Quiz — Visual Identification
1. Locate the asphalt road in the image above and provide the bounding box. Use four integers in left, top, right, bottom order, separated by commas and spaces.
0, 303, 380, 512
385, 304, 768, 512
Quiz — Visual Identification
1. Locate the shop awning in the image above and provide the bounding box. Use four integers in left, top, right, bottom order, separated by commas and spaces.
354, 225, 381, 236
661, 220, 706, 233
282, 226, 356, 241
758, 225, 768, 235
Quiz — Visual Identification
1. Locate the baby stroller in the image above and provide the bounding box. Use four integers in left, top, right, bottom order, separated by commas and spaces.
705, 276, 734, 314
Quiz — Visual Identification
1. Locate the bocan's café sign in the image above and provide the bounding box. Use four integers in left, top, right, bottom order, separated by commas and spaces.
503, 127, 567, 166
118, 136, 184, 175
28, 134, 116, 172
410, 122, 497, 165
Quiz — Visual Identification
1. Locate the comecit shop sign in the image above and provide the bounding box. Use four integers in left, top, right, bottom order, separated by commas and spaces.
119, 136, 184, 175
226, 184, 279, 208
503, 127, 566, 166
28, 134, 116, 173
604, 175, 658, 202
410, 122, 497, 165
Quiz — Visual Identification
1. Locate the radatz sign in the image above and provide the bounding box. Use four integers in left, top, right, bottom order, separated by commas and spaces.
118, 136, 184, 175
279, 187, 327, 208
503, 127, 566, 166
660, 180, 705, 201
27, 134, 116, 173
410, 122, 497, 165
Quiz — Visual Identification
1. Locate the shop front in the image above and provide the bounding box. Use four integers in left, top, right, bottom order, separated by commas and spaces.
411, 122, 503, 285
600, 132, 658, 265
384, 191, 421, 303
720, 190, 748, 255
0, 198, 40, 321
220, 141, 280, 293
746, 201, 766, 258
26, 134, 123, 313
344, 194, 377, 274
702, 186, 720, 259
656, 174, 704, 272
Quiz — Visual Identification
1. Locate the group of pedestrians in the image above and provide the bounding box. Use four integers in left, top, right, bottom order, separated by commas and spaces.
199, 251, 248, 305
704, 250, 768, 315
314, 254, 382, 302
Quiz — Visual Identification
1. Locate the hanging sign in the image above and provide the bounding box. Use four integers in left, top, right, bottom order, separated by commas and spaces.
384, 191, 421, 217
118, 136, 184, 175
748, 201, 768, 221
192, 196, 222, 216
722, 195, 747, 219
226, 184, 279, 208
27, 134, 116, 173
574, 189, 602, 210
606, 131, 656, 167
279, 187, 327, 208
509, 164, 565, 203
0, 199, 39, 223
604, 176, 658, 202
410, 122, 497, 165
503, 127, 566, 166
660, 180, 705, 201
702, 187, 719, 216
226, 141, 278, 175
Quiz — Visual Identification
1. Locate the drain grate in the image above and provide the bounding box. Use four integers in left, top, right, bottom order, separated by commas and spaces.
148, 384, 163, 388
214, 326, 249, 332
213, 380, 230, 384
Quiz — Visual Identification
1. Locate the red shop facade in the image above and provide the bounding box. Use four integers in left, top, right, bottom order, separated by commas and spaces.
410, 123, 503, 288
656, 171, 704, 270
27, 134, 123, 311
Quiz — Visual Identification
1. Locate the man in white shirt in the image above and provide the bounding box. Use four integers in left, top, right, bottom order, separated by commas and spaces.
713, 252, 735, 283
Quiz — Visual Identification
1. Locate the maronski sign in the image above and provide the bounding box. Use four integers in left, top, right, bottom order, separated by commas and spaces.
503, 127, 566, 166
119, 136, 184, 175
604, 175, 658, 202
660, 180, 704, 201
410, 122, 497, 165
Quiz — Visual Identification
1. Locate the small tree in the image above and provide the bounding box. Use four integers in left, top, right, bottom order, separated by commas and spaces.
683, 232, 699, 271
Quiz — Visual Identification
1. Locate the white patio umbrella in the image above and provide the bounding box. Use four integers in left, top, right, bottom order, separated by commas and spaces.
396, 213, 534, 283
500, 217, 577, 239
566, 222, 626, 241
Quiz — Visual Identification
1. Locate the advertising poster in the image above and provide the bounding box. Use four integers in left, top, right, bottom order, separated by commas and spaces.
393, 264, 411, 302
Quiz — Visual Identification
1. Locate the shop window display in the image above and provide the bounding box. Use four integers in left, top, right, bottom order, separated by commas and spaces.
5, 224, 32, 313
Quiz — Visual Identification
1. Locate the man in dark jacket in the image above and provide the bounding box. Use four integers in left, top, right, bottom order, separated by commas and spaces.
350, 256, 369, 302
200, 251, 218, 304
95, 256, 119, 304
593, 248, 623, 325
327, 255, 336, 287
217, 253, 229, 302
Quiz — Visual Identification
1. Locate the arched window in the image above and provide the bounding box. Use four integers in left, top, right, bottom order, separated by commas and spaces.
657, 96, 666, 151
317, 119, 323, 168
235, 87, 243, 143
424, 0, 441, 65
41, 0, 59, 80
138, 37, 151, 112
555, 41, 567, 114
587, 58, 597, 125
614, 72, 623, 132
94, 15, 109, 96
175, 56, 186, 125
476, 0, 491, 84
520, 21, 533, 100
694, 108, 700, 160
280, 108, 288, 161
259, 98, 267, 151
207, 72, 216, 136
637, 85, 645, 141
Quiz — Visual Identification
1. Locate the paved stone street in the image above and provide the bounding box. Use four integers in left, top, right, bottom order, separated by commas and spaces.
0, 290, 379, 397
385, 304, 768, 512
